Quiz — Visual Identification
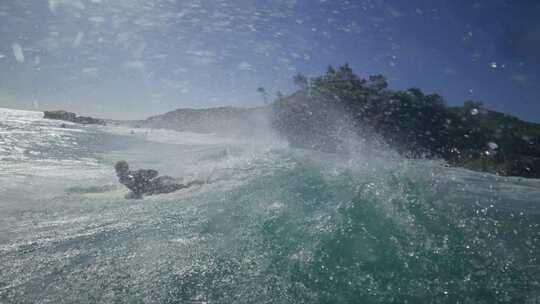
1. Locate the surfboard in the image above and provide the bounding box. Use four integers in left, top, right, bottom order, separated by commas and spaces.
66, 185, 128, 200
79, 189, 128, 199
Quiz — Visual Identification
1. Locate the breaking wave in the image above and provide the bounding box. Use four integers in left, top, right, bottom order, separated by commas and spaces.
1, 108, 539, 303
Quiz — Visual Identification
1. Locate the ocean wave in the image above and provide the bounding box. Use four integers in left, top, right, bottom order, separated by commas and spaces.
1, 107, 538, 303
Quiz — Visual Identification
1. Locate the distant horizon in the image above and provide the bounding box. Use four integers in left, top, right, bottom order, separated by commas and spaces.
2, 83, 540, 124
1, 102, 268, 121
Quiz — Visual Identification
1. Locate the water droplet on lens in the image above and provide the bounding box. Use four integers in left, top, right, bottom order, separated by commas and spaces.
488, 142, 498, 150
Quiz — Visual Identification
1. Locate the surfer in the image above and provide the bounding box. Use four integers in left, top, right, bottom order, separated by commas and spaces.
114, 160, 205, 199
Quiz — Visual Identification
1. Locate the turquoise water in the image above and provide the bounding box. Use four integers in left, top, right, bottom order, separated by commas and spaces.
1, 108, 539, 303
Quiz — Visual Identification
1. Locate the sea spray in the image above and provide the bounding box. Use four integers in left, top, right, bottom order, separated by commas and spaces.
1, 108, 539, 303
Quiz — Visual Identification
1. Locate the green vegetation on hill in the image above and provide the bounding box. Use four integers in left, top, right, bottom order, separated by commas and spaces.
451, 103, 540, 142
271, 64, 540, 178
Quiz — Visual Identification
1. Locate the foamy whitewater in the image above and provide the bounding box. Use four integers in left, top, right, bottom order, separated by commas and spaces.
1, 107, 539, 303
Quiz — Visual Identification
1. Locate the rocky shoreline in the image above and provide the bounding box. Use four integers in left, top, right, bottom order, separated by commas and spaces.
449, 153, 540, 179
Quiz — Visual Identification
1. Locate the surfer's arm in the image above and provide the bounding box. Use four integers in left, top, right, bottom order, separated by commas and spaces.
184, 180, 206, 187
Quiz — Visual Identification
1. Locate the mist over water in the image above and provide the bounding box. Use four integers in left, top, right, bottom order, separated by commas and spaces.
1, 108, 539, 303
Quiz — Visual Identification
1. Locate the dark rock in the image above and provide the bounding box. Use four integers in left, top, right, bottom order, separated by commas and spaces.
43, 110, 105, 125
44, 110, 76, 121
74, 115, 105, 125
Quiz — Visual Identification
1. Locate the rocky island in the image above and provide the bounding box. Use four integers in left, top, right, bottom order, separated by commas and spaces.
43, 110, 106, 125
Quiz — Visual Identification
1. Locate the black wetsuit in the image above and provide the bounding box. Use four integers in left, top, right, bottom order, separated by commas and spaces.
115, 161, 203, 199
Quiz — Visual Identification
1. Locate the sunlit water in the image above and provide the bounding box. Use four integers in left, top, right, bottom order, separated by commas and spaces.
1, 108, 539, 303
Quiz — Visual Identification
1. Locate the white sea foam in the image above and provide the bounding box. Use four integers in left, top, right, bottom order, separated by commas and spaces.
0, 108, 107, 192
103, 124, 254, 146
0, 105, 539, 303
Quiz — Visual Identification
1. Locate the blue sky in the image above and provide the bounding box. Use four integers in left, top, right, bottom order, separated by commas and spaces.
0, 0, 539, 121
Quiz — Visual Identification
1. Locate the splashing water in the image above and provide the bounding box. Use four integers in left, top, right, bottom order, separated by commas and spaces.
1, 108, 539, 303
